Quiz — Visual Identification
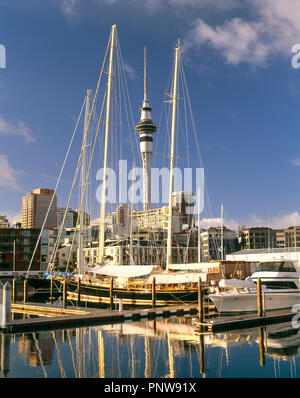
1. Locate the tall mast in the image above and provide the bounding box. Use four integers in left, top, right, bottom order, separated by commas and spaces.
166, 44, 180, 271
220, 204, 224, 261
98, 24, 116, 264
197, 188, 201, 263
78, 88, 91, 274
130, 162, 136, 265
135, 47, 157, 211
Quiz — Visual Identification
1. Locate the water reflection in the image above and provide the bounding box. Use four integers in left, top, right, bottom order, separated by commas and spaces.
1, 317, 300, 378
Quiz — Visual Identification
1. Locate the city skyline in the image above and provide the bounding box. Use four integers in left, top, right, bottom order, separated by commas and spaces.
1, 1, 300, 231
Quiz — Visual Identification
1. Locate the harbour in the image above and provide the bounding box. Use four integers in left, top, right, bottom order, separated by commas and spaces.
2, 2, 300, 382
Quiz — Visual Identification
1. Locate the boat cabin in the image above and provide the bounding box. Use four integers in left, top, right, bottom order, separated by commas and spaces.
251, 260, 299, 290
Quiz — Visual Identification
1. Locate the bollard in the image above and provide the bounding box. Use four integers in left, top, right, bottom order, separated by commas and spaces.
23, 279, 28, 305
2, 282, 11, 329
110, 278, 114, 310
63, 280, 67, 308
198, 278, 204, 324
12, 278, 16, 304
152, 277, 156, 308
77, 278, 81, 305
257, 278, 263, 317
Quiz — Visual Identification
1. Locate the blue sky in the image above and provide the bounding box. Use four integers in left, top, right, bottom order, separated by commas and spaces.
1, 0, 300, 231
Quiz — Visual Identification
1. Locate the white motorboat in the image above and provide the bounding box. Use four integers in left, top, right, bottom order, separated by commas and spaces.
209, 260, 300, 314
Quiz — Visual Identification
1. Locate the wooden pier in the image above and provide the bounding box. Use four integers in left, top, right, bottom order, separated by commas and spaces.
193, 309, 297, 333
1, 301, 216, 334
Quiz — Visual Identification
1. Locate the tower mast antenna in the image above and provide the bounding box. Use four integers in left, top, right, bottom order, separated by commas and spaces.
135, 46, 157, 211
144, 46, 148, 102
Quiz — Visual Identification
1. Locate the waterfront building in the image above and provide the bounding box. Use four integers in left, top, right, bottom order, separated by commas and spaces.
275, 228, 286, 248
172, 191, 194, 227
284, 226, 300, 247
83, 232, 198, 267
200, 227, 239, 261
133, 206, 181, 233
21, 188, 57, 229
0, 228, 41, 275
238, 226, 277, 250
0, 215, 9, 228
57, 207, 75, 229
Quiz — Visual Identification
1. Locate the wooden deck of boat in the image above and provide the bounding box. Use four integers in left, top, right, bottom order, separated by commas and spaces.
193, 309, 297, 333
1, 301, 216, 334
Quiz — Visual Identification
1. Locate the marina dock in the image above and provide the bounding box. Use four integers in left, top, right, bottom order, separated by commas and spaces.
2, 301, 217, 334
194, 309, 298, 333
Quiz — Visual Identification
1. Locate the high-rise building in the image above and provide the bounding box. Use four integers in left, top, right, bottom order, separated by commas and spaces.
135, 48, 157, 211
21, 188, 57, 229
57, 207, 75, 229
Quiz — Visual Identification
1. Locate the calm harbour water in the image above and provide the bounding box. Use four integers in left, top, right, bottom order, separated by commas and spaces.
1, 312, 300, 378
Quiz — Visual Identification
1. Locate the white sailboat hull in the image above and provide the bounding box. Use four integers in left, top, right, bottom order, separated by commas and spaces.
209, 291, 300, 314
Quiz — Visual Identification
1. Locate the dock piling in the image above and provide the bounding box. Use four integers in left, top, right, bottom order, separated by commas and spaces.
77, 278, 81, 306
1, 282, 11, 328
152, 277, 156, 308
198, 278, 203, 325
49, 277, 54, 303
23, 279, 28, 305
257, 278, 263, 317
12, 278, 16, 304
110, 278, 114, 310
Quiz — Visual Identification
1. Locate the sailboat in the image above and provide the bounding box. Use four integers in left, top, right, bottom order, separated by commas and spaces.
51, 24, 208, 307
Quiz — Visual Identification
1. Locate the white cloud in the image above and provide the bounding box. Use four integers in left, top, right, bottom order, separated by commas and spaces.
59, 0, 239, 18
0, 115, 35, 143
242, 211, 300, 229
0, 155, 24, 192
183, 0, 300, 66
184, 18, 270, 66
198, 217, 239, 232
59, 0, 300, 66
123, 62, 136, 80
290, 158, 300, 166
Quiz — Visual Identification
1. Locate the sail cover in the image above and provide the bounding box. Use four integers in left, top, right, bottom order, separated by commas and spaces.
146, 272, 207, 285
85, 265, 155, 278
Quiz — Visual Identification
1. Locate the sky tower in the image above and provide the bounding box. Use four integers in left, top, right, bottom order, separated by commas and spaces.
135, 47, 157, 210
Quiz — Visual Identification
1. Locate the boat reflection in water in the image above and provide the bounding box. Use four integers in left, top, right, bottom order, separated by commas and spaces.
1, 317, 300, 377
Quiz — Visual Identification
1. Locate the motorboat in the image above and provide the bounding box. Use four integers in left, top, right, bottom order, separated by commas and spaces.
209, 260, 300, 314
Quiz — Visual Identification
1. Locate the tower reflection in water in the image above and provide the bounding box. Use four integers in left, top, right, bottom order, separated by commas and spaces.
1, 318, 300, 378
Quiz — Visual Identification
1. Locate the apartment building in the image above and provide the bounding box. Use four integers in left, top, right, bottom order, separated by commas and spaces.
21, 188, 57, 229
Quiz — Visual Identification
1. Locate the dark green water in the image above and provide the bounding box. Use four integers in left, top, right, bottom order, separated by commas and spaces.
1, 315, 300, 378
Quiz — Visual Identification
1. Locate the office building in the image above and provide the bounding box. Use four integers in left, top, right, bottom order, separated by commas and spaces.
238, 226, 277, 250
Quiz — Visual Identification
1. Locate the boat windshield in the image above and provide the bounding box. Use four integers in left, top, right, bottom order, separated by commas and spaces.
255, 261, 296, 273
